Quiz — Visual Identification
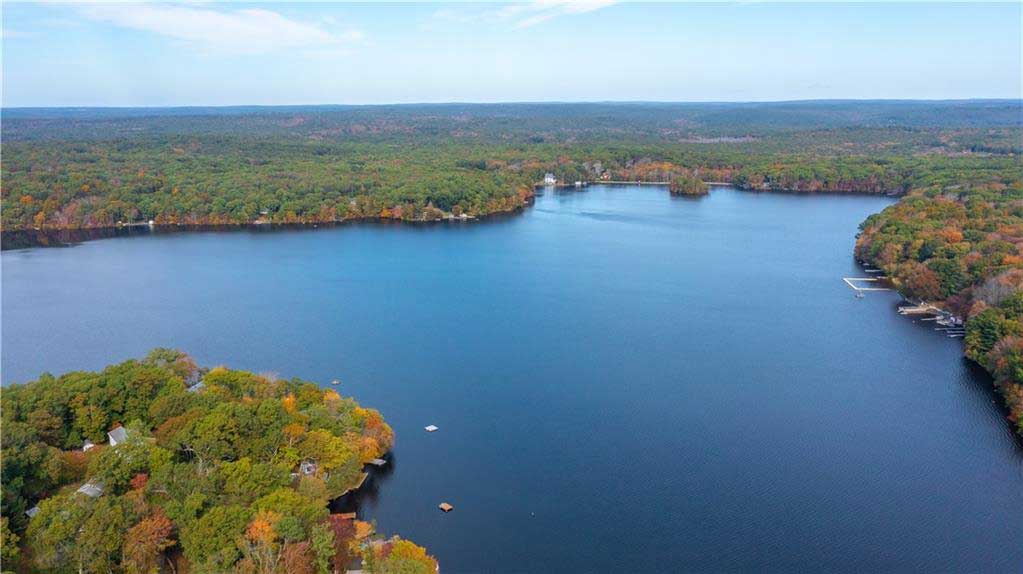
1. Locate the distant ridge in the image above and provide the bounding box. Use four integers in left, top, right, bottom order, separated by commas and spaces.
3, 100, 1021, 131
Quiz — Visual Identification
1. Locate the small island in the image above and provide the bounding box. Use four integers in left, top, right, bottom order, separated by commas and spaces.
668, 174, 710, 196
0, 349, 437, 574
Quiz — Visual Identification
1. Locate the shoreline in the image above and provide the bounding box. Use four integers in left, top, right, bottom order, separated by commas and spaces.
0, 183, 902, 251
857, 254, 1023, 439
0, 195, 536, 251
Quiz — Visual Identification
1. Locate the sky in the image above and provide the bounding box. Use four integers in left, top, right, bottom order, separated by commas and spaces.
2, 1, 1021, 107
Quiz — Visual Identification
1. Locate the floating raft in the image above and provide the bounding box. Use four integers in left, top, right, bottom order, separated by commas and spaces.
438, 502, 453, 512
425, 425, 439, 432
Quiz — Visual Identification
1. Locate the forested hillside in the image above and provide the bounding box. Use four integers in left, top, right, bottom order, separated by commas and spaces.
2, 101, 1020, 230
0, 350, 436, 574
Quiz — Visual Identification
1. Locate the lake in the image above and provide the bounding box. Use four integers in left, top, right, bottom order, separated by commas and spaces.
3, 185, 1021, 572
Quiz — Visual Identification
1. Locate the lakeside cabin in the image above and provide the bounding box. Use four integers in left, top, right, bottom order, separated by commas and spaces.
543, 173, 557, 185
107, 426, 128, 446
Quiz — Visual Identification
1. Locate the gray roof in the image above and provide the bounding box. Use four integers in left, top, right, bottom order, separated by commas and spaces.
76, 481, 104, 498
107, 426, 128, 444
25, 505, 40, 518
187, 381, 205, 393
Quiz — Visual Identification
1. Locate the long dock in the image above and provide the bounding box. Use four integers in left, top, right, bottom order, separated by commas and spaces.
843, 277, 892, 292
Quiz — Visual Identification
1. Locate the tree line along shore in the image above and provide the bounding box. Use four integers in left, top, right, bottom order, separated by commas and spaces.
3, 140, 1017, 231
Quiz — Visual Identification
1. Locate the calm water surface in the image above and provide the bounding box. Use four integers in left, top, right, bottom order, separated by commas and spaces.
3, 186, 1022, 572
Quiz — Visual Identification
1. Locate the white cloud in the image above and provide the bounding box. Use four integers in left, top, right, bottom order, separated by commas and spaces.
502, 0, 618, 28
78, 3, 363, 56
432, 1, 617, 30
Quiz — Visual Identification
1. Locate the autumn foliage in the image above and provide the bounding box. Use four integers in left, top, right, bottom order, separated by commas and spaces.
1, 350, 413, 573
856, 172, 1023, 435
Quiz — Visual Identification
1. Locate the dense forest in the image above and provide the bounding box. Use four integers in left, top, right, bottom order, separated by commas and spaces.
0, 350, 437, 574
2, 100, 1022, 434
2, 101, 1020, 231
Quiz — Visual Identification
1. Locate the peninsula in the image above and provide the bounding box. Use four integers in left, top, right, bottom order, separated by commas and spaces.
0, 349, 437, 574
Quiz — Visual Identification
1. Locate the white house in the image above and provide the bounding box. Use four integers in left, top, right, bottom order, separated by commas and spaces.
82, 440, 96, 452
107, 426, 128, 446
543, 173, 557, 185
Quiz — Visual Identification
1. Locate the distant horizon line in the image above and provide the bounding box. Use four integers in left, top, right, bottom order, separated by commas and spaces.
4, 97, 1022, 111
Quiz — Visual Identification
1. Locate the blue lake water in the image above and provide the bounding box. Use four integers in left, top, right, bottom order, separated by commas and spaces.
3, 185, 1021, 572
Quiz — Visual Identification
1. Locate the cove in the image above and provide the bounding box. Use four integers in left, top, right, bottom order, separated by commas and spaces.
2, 185, 1021, 572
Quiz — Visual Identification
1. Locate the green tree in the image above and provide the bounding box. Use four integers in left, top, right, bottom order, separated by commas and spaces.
1, 517, 20, 574
179, 505, 250, 573
965, 308, 1007, 365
